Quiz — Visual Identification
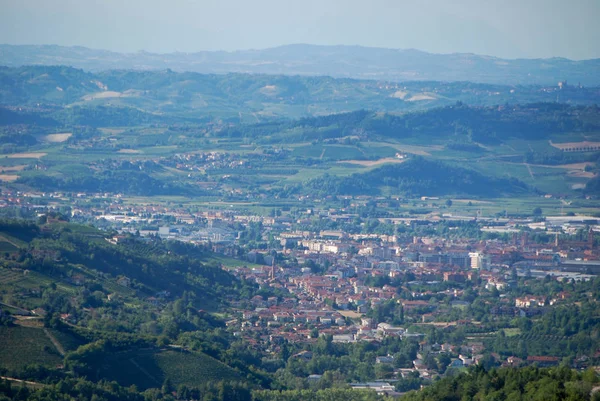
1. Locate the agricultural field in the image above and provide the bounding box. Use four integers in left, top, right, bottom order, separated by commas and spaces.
96, 348, 240, 390
47, 328, 86, 353
0, 268, 77, 309
152, 349, 240, 387
0, 268, 26, 285
0, 240, 18, 252
0, 174, 18, 182
6, 152, 47, 159
203, 254, 263, 269
44, 133, 72, 143
0, 326, 63, 371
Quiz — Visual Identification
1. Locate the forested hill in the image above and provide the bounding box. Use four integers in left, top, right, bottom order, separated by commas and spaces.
0, 218, 236, 304
400, 366, 599, 401
220, 103, 600, 145
2, 44, 600, 85
1, 65, 599, 121
299, 158, 531, 197
0, 218, 274, 399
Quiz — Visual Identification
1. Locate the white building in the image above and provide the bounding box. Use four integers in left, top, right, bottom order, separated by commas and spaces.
469, 252, 489, 269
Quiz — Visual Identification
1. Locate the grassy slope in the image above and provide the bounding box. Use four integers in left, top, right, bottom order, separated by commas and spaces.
95, 348, 240, 390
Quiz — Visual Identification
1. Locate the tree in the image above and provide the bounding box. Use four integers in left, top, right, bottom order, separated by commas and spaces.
375, 363, 394, 379
533, 207, 543, 216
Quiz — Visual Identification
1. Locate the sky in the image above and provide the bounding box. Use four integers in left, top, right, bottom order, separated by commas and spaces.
0, 0, 599, 60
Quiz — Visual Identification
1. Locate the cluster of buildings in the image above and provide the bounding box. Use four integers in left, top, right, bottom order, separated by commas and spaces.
222, 221, 597, 345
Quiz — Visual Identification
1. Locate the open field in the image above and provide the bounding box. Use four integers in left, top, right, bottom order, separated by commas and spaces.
0, 165, 26, 172
388, 143, 441, 156
339, 310, 363, 319
6, 152, 47, 159
82, 91, 124, 101
13, 316, 44, 328
406, 93, 437, 101
533, 162, 597, 178
550, 140, 600, 151
452, 199, 493, 205
98, 128, 127, 135
44, 133, 72, 142
203, 254, 264, 269
503, 328, 522, 337
442, 196, 600, 217
0, 174, 18, 182
340, 157, 406, 167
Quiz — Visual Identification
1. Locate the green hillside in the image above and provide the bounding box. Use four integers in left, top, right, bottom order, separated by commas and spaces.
1, 65, 599, 123
300, 157, 531, 197
0, 219, 236, 306
0, 324, 242, 392
401, 366, 598, 401
0, 218, 271, 397
117, 348, 240, 389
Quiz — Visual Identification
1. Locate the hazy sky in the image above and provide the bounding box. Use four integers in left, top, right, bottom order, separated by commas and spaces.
1, 0, 599, 59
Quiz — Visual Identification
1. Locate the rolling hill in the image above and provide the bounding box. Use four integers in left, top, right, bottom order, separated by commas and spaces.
2, 44, 600, 86
1, 65, 599, 123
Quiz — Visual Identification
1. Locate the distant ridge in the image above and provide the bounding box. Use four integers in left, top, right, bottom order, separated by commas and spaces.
1, 43, 599, 85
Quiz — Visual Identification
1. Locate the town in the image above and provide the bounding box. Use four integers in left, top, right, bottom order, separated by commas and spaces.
1, 186, 598, 396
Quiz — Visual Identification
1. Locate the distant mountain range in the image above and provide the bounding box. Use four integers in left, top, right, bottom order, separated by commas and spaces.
1, 44, 599, 86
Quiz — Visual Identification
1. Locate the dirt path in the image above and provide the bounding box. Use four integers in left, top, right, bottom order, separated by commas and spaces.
0, 301, 30, 315
0, 376, 46, 389
43, 328, 66, 356
0, 234, 21, 249
319, 148, 326, 160
525, 163, 535, 178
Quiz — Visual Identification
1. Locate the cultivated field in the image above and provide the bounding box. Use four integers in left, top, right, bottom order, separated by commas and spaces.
82, 91, 124, 101
0, 165, 26, 172
341, 157, 407, 167
0, 326, 63, 371
44, 133, 72, 142
0, 174, 18, 182
0, 268, 26, 284
97, 348, 240, 390
550, 140, 600, 151
6, 152, 47, 159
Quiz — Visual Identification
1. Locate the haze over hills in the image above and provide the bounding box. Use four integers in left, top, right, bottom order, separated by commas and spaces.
2, 43, 600, 86
2, 1, 600, 399
1, 65, 599, 123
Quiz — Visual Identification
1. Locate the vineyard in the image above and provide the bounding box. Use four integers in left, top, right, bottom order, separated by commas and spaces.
152, 349, 240, 387
0, 326, 63, 371
47, 328, 86, 353
0, 268, 25, 285
96, 348, 241, 390
0, 240, 18, 253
